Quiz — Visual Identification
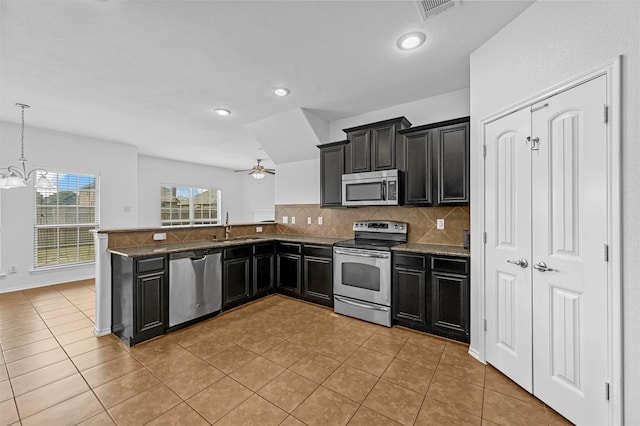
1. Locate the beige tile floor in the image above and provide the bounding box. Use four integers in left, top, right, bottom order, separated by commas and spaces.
0, 279, 573, 426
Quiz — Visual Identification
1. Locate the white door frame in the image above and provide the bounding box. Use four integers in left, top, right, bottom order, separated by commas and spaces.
474, 56, 622, 425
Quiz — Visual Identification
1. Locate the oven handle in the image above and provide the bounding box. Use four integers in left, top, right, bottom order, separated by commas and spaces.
335, 296, 390, 312
334, 250, 389, 258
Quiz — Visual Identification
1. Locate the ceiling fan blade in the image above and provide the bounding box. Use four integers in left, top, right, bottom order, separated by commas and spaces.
234, 169, 253, 172
264, 170, 276, 175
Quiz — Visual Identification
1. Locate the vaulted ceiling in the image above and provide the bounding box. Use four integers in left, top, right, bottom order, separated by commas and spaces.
0, 1, 532, 170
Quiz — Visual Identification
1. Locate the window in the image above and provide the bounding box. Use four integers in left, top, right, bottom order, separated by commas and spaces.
161, 185, 221, 227
34, 172, 98, 267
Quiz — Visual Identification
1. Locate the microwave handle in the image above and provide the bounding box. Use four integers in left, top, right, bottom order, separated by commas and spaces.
381, 180, 387, 201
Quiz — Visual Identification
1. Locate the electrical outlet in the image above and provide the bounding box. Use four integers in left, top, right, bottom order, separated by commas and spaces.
8, 265, 17, 274
291, 216, 296, 225
283, 216, 288, 224
256, 226, 263, 233
436, 219, 445, 230
318, 217, 323, 225
307, 217, 312, 225
153, 232, 166, 241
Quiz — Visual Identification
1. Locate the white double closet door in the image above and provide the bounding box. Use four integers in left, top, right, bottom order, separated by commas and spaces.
485, 75, 609, 425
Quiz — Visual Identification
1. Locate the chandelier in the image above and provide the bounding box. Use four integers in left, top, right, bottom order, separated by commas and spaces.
0, 104, 52, 189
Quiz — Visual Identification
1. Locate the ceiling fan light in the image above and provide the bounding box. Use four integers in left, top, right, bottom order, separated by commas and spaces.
252, 172, 265, 180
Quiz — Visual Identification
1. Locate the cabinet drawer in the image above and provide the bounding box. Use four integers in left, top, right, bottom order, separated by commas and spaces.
302, 245, 332, 258
431, 256, 468, 274
136, 256, 165, 274
224, 246, 252, 260
394, 253, 426, 269
277, 242, 301, 255
253, 242, 274, 256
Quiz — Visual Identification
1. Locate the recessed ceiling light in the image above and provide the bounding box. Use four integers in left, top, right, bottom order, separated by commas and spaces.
273, 87, 290, 97
214, 108, 231, 116
397, 32, 426, 50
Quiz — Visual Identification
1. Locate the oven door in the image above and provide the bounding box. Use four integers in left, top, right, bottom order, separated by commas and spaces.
333, 247, 391, 306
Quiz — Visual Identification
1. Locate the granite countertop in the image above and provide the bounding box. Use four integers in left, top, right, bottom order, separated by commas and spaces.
392, 243, 470, 258
98, 221, 275, 234
109, 233, 345, 257
109, 233, 470, 258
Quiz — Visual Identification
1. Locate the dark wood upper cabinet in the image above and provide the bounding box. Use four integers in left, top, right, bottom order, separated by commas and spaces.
435, 121, 470, 204
343, 117, 411, 173
399, 116, 469, 206
318, 140, 348, 208
402, 129, 433, 206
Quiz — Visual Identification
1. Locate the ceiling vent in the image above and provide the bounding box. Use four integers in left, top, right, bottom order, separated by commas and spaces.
415, 0, 454, 21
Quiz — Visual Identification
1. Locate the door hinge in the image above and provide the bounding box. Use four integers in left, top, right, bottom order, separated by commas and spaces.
483, 145, 487, 158
604, 105, 609, 124
484, 319, 487, 331
605, 382, 610, 400
483, 232, 487, 244
604, 244, 609, 262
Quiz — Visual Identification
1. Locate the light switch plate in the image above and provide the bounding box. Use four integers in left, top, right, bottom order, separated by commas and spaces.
291, 216, 296, 224
436, 219, 445, 230
283, 216, 288, 224
256, 226, 263, 233
153, 232, 167, 240
318, 217, 323, 225
307, 217, 312, 225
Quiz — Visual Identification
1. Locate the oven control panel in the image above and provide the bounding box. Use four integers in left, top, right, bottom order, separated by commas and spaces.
353, 220, 407, 234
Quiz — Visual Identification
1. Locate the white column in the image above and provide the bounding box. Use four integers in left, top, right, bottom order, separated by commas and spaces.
92, 231, 111, 336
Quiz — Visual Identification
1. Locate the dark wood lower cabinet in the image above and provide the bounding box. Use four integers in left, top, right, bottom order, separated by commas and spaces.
223, 257, 251, 308
112, 254, 169, 346
277, 253, 302, 295
392, 268, 426, 328
303, 256, 332, 306
392, 252, 470, 343
428, 271, 469, 342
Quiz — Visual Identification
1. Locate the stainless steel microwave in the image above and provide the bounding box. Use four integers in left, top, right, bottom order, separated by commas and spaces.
342, 170, 400, 206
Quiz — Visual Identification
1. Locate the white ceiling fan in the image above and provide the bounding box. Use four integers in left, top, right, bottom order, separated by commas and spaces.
234, 159, 275, 180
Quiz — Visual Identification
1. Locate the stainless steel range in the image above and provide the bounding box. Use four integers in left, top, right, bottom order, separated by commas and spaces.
333, 220, 407, 327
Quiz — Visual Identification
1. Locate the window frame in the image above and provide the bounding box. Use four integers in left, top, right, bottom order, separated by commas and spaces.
33, 171, 100, 269
160, 184, 221, 228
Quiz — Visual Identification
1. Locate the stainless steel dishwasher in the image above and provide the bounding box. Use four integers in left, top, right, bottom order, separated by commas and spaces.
168, 248, 222, 327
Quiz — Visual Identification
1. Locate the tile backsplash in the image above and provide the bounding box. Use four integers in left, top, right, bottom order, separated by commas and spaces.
275, 204, 470, 246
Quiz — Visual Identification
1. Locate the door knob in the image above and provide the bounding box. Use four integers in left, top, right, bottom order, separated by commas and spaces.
533, 261, 554, 272
506, 258, 529, 268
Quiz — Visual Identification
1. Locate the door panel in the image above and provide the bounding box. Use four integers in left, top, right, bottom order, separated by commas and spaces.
484, 108, 533, 392
531, 75, 608, 425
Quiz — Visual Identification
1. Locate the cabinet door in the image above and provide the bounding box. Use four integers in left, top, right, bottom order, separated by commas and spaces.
428, 271, 469, 342
436, 122, 469, 204
403, 130, 433, 205
320, 143, 346, 207
135, 272, 167, 342
303, 256, 332, 306
277, 253, 301, 294
392, 268, 426, 328
253, 253, 274, 296
223, 258, 251, 308
371, 125, 395, 171
347, 129, 371, 173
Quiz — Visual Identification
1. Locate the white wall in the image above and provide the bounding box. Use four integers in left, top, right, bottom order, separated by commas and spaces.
469, 1, 640, 423
274, 159, 320, 205
328, 88, 470, 141
137, 155, 275, 226
241, 175, 275, 222
274, 88, 471, 205
0, 122, 138, 292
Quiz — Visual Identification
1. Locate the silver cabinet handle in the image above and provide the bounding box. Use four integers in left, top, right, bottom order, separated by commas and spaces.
533, 261, 554, 272
506, 258, 528, 268
335, 296, 389, 311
